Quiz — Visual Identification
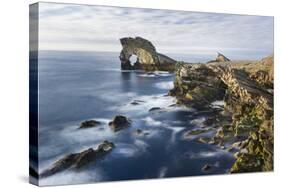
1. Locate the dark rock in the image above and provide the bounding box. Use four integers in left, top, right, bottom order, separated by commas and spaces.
109, 115, 131, 132
40, 140, 115, 178
148, 107, 161, 112
130, 101, 139, 105
79, 120, 101, 129
135, 129, 143, 135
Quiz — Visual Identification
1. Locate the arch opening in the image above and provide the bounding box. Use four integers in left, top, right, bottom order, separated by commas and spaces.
129, 54, 138, 65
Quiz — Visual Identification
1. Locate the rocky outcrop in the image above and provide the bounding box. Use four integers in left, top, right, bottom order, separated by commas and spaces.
119, 37, 176, 71
109, 115, 131, 132
169, 62, 227, 109
40, 140, 115, 178
207, 52, 231, 63
171, 55, 274, 173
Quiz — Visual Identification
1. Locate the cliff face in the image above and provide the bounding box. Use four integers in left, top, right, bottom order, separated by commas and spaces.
119, 37, 176, 71
170, 55, 274, 173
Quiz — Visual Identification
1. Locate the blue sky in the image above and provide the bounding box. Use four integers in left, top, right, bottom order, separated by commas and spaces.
38, 2, 273, 59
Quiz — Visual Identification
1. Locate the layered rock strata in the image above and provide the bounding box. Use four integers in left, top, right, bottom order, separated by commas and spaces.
170, 55, 274, 173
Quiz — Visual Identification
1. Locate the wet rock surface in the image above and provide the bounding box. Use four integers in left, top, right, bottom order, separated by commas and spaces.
40, 140, 115, 178
108, 115, 131, 132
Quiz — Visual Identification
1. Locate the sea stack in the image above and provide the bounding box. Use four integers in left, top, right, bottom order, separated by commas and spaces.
119, 37, 176, 71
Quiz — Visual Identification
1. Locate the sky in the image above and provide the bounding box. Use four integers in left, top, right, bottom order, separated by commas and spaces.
37, 2, 274, 59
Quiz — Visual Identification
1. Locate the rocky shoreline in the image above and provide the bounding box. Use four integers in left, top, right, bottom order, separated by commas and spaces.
170, 55, 273, 173
40, 37, 273, 178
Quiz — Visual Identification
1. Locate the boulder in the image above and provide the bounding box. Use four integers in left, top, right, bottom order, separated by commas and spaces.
78, 120, 101, 129
109, 115, 131, 132
40, 140, 115, 178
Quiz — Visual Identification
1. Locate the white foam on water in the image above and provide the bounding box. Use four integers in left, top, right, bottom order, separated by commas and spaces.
137, 71, 173, 78
61, 118, 115, 144
96, 91, 137, 102
39, 169, 103, 186
111, 94, 176, 115
190, 117, 206, 127
210, 100, 224, 109
167, 126, 186, 143
114, 140, 149, 158
188, 149, 230, 159
114, 147, 137, 157
143, 117, 163, 126
154, 81, 174, 90
158, 166, 168, 178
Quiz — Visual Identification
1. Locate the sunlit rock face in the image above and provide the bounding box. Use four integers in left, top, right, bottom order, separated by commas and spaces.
119, 37, 176, 71
170, 55, 274, 173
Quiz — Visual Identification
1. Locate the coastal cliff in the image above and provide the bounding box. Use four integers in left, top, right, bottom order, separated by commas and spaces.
119, 37, 176, 71
170, 55, 274, 172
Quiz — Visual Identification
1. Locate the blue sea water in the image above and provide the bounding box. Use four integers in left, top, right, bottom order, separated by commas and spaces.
37, 51, 235, 186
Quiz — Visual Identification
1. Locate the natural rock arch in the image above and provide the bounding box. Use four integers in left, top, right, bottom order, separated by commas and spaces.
119, 37, 176, 71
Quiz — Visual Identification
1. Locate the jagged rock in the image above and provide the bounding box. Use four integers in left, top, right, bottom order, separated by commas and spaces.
40, 140, 115, 178
207, 52, 231, 63
216, 52, 231, 62
108, 115, 131, 132
119, 37, 176, 71
169, 62, 227, 109
171, 55, 273, 173
78, 120, 101, 129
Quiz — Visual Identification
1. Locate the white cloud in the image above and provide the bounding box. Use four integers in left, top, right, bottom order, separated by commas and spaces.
38, 2, 273, 59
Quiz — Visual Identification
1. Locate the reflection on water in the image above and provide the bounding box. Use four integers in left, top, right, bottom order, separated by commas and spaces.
38, 51, 234, 186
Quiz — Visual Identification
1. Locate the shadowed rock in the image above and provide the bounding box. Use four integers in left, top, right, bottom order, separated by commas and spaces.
119, 37, 176, 71
40, 140, 115, 178
108, 115, 131, 132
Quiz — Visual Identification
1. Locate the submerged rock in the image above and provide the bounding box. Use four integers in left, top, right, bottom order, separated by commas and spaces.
78, 120, 101, 129
40, 140, 115, 178
119, 37, 176, 71
148, 107, 161, 112
109, 115, 131, 132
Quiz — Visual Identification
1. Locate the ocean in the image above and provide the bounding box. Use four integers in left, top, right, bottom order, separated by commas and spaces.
37, 50, 235, 186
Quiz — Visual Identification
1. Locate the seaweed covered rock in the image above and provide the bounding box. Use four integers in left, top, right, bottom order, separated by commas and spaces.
109, 115, 131, 132
119, 37, 176, 71
40, 140, 115, 178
